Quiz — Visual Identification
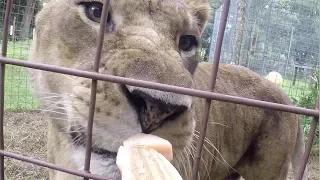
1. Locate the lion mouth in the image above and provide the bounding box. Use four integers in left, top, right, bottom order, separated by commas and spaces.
69, 128, 118, 159
92, 147, 118, 159
121, 86, 187, 133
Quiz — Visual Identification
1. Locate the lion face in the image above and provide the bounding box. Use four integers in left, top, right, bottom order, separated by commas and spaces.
30, 0, 210, 178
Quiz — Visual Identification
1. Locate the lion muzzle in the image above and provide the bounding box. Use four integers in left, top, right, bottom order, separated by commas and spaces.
124, 86, 189, 133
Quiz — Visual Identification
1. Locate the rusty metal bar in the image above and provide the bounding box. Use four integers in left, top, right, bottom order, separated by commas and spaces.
191, 0, 230, 179
0, 0, 14, 179
296, 97, 319, 180
83, 0, 110, 179
0, 57, 318, 118
0, 150, 112, 180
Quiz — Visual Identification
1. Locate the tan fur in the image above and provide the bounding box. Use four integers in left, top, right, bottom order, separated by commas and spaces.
29, 0, 307, 179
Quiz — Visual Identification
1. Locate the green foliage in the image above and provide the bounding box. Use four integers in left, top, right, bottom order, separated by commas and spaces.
292, 69, 319, 109
291, 69, 319, 145
293, 85, 318, 109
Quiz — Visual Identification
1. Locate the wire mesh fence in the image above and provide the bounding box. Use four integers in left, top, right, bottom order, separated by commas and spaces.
0, 0, 319, 179
0, 0, 39, 110
202, 0, 320, 160
205, 0, 319, 99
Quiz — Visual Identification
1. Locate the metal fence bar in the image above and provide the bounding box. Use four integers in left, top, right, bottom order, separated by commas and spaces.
192, 0, 230, 179
296, 97, 319, 180
0, 57, 318, 118
0, 150, 112, 180
0, 0, 13, 179
83, 1, 110, 179
0, 0, 318, 179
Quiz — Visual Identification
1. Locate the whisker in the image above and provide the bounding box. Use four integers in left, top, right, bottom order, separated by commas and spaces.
189, 142, 211, 180
61, 74, 77, 81
42, 105, 80, 114
179, 150, 189, 180
41, 96, 70, 110
193, 134, 235, 172
183, 147, 193, 179
60, 125, 88, 134
175, 151, 184, 177
206, 122, 231, 128
33, 91, 74, 97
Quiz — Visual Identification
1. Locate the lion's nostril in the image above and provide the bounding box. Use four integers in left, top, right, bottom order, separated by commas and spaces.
130, 89, 188, 133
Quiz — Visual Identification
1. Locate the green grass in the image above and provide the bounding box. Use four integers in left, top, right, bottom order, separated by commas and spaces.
3, 40, 32, 60
0, 40, 40, 110
280, 78, 312, 101
4, 65, 39, 110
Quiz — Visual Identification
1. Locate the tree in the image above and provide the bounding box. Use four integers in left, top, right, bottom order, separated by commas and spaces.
200, 0, 224, 61
0, 0, 42, 40
233, 0, 247, 64
19, 0, 36, 40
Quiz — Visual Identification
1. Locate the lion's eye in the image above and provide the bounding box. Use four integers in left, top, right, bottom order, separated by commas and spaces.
179, 35, 198, 52
85, 3, 103, 23
84, 3, 112, 24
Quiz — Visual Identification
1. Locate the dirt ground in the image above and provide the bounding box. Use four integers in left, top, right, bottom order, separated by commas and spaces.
4, 111, 48, 180
287, 157, 320, 180
2, 111, 320, 180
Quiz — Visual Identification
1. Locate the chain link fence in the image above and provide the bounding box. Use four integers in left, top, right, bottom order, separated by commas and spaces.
203, 0, 319, 158
206, 0, 319, 100
0, 0, 41, 110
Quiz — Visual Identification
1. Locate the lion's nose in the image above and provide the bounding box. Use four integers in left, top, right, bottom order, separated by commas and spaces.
127, 88, 189, 133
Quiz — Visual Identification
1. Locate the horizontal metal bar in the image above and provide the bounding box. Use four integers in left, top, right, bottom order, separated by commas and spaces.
0, 57, 318, 118
0, 150, 112, 180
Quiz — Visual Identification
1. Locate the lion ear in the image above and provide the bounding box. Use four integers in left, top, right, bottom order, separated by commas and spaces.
187, 1, 212, 34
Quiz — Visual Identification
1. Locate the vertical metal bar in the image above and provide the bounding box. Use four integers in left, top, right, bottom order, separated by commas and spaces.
1, 1, 13, 61
83, 0, 110, 179
0, 0, 14, 180
191, 0, 230, 179
296, 97, 319, 180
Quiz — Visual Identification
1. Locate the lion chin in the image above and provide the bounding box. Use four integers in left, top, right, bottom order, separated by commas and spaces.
29, 0, 308, 180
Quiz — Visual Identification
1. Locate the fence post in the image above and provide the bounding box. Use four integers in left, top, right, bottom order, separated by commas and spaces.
83, 1, 110, 180
0, 0, 14, 180
191, 0, 230, 179
296, 97, 319, 180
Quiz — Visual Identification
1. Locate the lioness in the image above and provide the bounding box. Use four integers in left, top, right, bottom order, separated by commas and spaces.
29, 0, 308, 179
